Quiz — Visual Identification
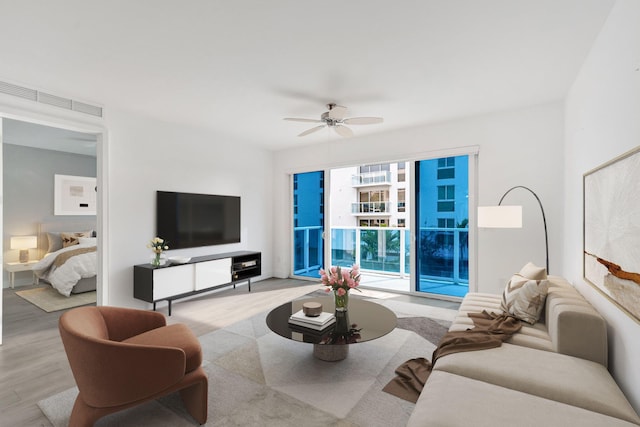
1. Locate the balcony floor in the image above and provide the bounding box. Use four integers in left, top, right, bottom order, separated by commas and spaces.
360, 272, 410, 292
360, 272, 467, 298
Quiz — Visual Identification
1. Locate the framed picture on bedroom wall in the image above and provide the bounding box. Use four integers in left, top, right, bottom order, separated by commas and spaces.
583, 145, 640, 323
54, 174, 97, 216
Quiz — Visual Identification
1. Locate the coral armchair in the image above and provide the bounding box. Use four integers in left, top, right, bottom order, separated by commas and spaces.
58, 306, 207, 426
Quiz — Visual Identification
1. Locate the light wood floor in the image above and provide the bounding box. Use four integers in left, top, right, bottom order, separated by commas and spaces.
0, 278, 459, 426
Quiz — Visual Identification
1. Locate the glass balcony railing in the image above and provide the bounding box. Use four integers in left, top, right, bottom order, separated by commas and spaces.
291, 226, 470, 285
350, 201, 392, 214
293, 226, 323, 276
416, 228, 469, 283
331, 228, 356, 268
351, 171, 392, 186
357, 228, 402, 273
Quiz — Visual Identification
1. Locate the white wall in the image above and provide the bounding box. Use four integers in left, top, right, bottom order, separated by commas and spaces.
104, 107, 274, 308
564, 0, 640, 411
274, 102, 565, 293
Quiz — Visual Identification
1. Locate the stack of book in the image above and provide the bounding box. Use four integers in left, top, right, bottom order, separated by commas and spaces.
288, 309, 335, 330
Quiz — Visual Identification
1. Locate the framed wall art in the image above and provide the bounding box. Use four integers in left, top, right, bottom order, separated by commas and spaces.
54, 174, 97, 216
583, 145, 640, 322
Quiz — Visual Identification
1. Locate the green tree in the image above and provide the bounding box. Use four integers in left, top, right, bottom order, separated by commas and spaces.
360, 230, 378, 260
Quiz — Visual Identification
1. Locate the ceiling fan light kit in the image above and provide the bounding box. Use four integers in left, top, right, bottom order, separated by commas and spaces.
284, 103, 383, 137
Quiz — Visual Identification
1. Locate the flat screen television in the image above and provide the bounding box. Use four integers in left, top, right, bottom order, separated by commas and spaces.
156, 191, 241, 249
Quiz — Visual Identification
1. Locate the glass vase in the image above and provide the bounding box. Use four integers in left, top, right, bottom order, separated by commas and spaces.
334, 289, 349, 312
151, 253, 166, 267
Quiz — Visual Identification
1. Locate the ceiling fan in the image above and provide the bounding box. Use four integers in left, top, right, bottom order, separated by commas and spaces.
284, 103, 383, 137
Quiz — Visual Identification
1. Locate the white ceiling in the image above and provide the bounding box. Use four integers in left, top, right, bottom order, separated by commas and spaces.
0, 1, 615, 151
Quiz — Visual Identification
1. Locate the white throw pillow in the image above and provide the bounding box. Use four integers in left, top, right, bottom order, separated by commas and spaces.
78, 237, 97, 246
501, 274, 549, 324
519, 262, 547, 280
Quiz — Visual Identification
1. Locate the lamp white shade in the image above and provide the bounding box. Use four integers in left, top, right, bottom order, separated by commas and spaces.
10, 235, 38, 250
11, 235, 38, 263
477, 206, 523, 228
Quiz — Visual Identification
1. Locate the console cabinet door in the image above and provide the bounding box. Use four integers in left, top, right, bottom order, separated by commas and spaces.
195, 258, 231, 291
153, 264, 195, 299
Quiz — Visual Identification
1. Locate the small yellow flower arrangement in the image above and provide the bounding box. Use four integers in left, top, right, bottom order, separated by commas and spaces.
147, 237, 169, 267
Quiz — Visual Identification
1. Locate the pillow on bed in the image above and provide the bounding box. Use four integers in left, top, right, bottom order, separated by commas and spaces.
61, 231, 93, 248
78, 237, 97, 246
47, 232, 63, 253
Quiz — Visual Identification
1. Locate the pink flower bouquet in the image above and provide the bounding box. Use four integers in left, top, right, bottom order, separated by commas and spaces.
319, 264, 361, 310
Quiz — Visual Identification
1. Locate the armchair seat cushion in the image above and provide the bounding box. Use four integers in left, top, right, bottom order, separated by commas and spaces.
124, 323, 202, 373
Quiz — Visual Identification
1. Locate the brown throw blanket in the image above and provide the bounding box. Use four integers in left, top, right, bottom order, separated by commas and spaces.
382, 311, 521, 403
53, 246, 97, 268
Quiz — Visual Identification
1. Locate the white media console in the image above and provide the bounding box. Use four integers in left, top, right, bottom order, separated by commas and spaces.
133, 250, 261, 315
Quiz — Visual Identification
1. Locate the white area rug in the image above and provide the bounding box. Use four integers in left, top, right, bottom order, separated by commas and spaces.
38, 298, 455, 426
15, 286, 96, 312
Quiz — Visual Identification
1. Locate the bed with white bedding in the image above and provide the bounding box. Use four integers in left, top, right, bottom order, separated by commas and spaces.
32, 221, 97, 297
32, 243, 96, 297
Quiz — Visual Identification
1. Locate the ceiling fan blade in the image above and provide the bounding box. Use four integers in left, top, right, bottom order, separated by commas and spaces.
328, 105, 348, 120
333, 125, 354, 137
284, 118, 323, 123
343, 117, 384, 125
298, 125, 326, 137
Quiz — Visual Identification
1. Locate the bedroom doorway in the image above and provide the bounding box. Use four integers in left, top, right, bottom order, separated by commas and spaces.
0, 114, 106, 345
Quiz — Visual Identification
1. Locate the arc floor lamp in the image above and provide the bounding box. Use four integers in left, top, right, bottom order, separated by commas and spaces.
477, 186, 549, 274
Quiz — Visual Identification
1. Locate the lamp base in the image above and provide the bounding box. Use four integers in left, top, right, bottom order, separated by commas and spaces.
19, 249, 29, 263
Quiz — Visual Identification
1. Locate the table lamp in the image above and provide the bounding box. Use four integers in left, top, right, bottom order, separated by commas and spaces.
11, 235, 38, 263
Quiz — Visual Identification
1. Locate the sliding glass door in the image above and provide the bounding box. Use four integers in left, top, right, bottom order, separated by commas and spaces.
292, 153, 474, 297
415, 155, 469, 297
292, 171, 324, 278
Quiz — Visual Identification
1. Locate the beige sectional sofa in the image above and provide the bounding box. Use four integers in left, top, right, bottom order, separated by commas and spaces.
407, 275, 640, 426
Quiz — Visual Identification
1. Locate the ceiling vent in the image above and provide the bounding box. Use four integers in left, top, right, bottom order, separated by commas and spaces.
72, 101, 103, 117
38, 92, 73, 109
0, 80, 103, 118
0, 81, 37, 101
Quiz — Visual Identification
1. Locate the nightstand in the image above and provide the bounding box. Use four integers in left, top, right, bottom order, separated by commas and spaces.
5, 260, 39, 288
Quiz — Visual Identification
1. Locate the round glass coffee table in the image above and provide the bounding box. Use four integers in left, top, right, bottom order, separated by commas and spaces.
266, 296, 397, 361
